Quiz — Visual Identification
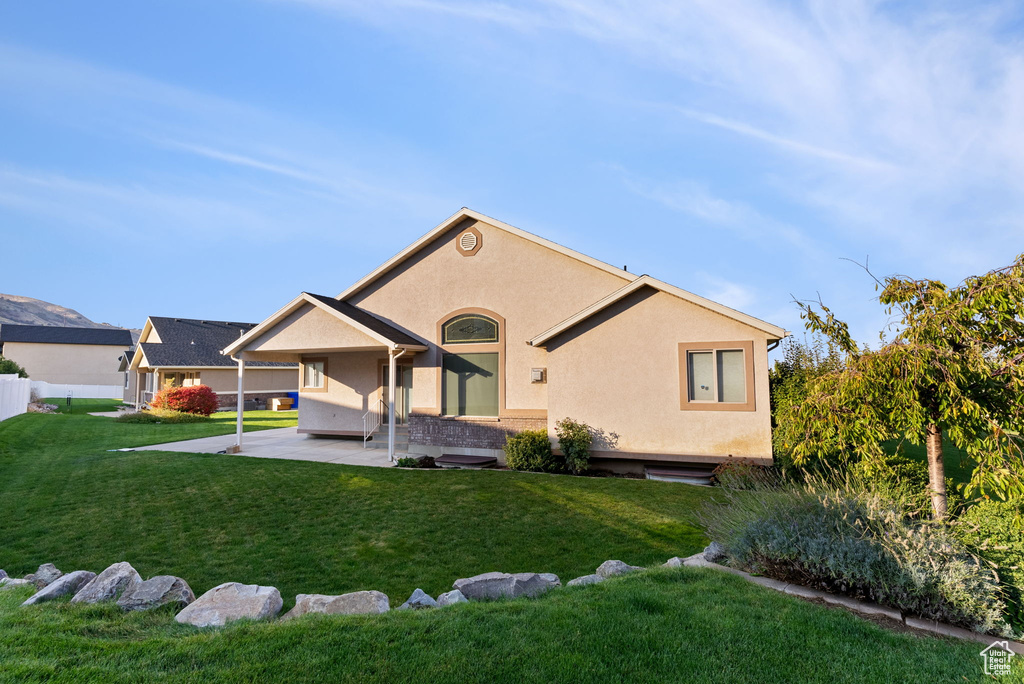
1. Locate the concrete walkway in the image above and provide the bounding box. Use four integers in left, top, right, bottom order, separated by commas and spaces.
132, 427, 396, 467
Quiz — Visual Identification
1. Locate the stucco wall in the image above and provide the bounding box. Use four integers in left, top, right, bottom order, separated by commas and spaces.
3, 341, 124, 386
297, 351, 381, 434
247, 304, 382, 352
544, 287, 774, 462
347, 219, 632, 415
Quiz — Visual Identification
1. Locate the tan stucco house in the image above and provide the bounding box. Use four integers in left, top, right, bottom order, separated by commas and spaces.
0, 324, 132, 386
125, 317, 298, 409
223, 208, 788, 472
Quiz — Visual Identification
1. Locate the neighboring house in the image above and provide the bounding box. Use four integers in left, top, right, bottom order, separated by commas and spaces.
125, 317, 298, 408
223, 208, 788, 472
0, 324, 132, 386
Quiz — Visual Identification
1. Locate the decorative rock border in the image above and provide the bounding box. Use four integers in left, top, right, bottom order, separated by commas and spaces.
3, 553, 1022, 657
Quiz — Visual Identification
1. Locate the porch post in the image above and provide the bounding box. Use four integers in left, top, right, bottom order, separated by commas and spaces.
235, 356, 245, 451
387, 348, 397, 462
134, 370, 142, 407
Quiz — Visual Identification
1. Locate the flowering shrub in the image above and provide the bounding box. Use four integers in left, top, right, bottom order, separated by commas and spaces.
150, 385, 219, 416
699, 476, 1012, 635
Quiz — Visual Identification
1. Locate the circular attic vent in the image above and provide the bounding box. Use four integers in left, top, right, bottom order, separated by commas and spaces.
456, 227, 482, 256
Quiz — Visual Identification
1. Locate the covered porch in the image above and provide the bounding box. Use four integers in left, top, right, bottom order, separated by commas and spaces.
222, 292, 428, 461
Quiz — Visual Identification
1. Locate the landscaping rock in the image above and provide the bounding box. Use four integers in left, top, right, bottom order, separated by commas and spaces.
663, 557, 685, 568
71, 561, 141, 604
397, 588, 437, 610
511, 572, 561, 598
174, 582, 282, 627
26, 563, 62, 589
283, 591, 390, 619
703, 542, 727, 563
453, 572, 516, 600
595, 560, 642, 578
0, 569, 6, 580
22, 570, 96, 605
681, 553, 708, 568
0, 578, 33, 590
567, 574, 605, 587
118, 575, 195, 612
452, 571, 561, 600
437, 589, 468, 607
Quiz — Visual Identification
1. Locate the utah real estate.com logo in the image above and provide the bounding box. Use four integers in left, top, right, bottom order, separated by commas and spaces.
980, 641, 1016, 677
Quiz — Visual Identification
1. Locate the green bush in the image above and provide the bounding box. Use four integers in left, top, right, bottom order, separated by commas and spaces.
504, 430, 558, 473
555, 418, 592, 474
0, 356, 28, 378
850, 451, 962, 518
115, 409, 209, 424
956, 499, 1024, 631
699, 477, 1011, 635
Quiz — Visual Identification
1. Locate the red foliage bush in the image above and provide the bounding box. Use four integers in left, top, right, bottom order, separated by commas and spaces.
150, 385, 219, 416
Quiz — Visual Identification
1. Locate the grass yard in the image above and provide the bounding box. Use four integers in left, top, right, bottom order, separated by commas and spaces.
0, 406, 998, 682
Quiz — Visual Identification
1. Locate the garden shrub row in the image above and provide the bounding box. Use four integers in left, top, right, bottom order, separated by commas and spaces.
503, 418, 593, 474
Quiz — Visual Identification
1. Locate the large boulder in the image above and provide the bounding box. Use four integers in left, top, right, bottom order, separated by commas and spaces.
22, 571, 96, 605
283, 591, 390, 620
436, 589, 468, 607
0, 578, 33, 591
26, 563, 62, 589
0, 569, 7, 580
174, 582, 282, 627
567, 574, 605, 587
71, 562, 141, 604
118, 575, 195, 612
397, 588, 437, 610
452, 572, 561, 600
703, 542, 727, 563
595, 560, 642, 578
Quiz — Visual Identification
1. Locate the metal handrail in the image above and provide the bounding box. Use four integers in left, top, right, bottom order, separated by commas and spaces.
362, 398, 387, 447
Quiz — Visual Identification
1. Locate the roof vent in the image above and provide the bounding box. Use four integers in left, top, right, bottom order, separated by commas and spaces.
456, 227, 482, 256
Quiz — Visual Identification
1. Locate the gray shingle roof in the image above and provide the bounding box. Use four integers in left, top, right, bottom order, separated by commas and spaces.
304, 293, 426, 347
143, 317, 297, 368
0, 324, 132, 346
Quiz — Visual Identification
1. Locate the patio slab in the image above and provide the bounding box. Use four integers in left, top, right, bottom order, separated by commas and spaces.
132, 427, 399, 468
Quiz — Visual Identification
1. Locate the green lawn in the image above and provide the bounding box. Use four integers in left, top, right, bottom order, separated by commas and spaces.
0, 408, 998, 682
884, 438, 977, 485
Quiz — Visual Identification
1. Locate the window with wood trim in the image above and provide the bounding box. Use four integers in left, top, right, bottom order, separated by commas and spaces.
440, 312, 501, 416
301, 358, 327, 392
678, 341, 755, 411
442, 314, 499, 345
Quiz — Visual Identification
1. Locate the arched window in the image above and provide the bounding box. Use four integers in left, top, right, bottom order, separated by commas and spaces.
442, 314, 499, 345
440, 312, 500, 416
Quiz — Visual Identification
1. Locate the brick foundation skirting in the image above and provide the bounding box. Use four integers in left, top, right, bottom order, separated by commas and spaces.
408, 415, 547, 450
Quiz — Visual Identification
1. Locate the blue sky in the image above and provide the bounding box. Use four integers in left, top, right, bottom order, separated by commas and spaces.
2, 1, 1023, 347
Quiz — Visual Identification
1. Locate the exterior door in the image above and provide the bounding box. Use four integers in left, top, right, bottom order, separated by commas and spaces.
381, 364, 413, 424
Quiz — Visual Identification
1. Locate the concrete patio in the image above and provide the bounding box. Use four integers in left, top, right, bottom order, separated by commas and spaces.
132, 427, 397, 467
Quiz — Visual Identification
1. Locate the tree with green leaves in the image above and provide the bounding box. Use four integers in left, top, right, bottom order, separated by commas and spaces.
0, 356, 28, 378
776, 255, 1024, 519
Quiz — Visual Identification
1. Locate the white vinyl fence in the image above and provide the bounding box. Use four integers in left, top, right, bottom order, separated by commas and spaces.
0, 375, 31, 422
30, 381, 123, 400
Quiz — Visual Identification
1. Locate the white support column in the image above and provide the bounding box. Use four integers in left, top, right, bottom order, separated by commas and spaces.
234, 356, 245, 452
134, 370, 142, 407
387, 349, 397, 462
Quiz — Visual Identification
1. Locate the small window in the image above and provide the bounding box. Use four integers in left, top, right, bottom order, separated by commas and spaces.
679, 341, 754, 411
442, 314, 498, 345
302, 358, 326, 391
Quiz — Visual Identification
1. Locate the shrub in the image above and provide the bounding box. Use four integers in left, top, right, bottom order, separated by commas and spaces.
0, 356, 28, 378
699, 476, 1011, 635
150, 385, 219, 416
504, 430, 558, 473
555, 418, 592, 474
850, 450, 963, 518
712, 459, 777, 490
115, 409, 209, 424
956, 499, 1024, 631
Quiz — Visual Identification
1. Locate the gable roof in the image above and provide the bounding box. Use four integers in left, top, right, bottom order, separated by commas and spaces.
223, 293, 428, 357
135, 317, 297, 369
0, 324, 132, 347
336, 207, 638, 301
528, 275, 789, 347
